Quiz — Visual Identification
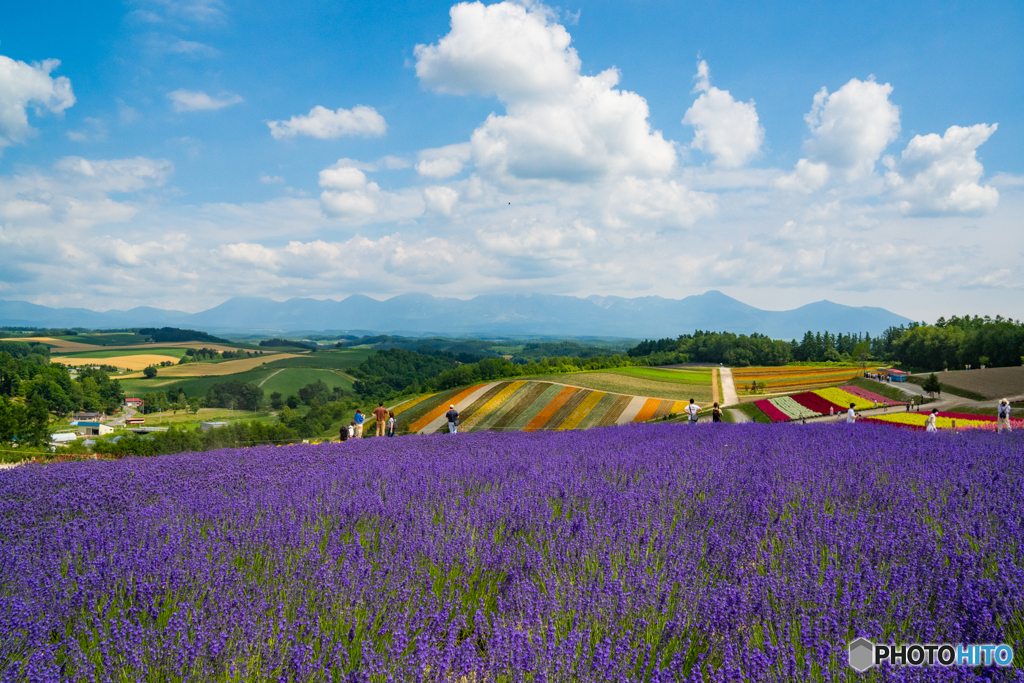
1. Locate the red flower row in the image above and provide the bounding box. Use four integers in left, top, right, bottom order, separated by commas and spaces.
754, 399, 789, 423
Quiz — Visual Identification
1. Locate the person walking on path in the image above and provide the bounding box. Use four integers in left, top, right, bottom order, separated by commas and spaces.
685, 399, 700, 424
353, 409, 365, 438
386, 411, 397, 437
445, 404, 459, 434
373, 402, 389, 436
846, 403, 859, 424
926, 409, 939, 433
711, 402, 723, 423
998, 399, 1013, 433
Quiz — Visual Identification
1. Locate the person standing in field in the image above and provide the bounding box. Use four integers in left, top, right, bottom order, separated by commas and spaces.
386, 411, 396, 437
339, 424, 350, 442
446, 404, 459, 433
711, 402, 722, 423
926, 409, 939, 432
998, 399, 1012, 433
846, 403, 859, 424
373, 402, 389, 436
353, 408, 365, 438
685, 399, 700, 424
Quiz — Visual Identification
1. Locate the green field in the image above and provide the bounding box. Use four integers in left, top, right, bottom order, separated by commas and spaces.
119, 350, 363, 399
60, 347, 190, 359
263, 348, 375, 369
56, 333, 151, 346
519, 367, 715, 402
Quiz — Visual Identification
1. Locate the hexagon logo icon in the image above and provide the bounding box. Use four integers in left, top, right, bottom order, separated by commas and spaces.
848, 638, 875, 672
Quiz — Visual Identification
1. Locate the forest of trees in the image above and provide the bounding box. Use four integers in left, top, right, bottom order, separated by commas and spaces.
869, 316, 1024, 371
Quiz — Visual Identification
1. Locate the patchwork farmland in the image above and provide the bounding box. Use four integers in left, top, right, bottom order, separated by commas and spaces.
383, 380, 696, 434
732, 365, 876, 398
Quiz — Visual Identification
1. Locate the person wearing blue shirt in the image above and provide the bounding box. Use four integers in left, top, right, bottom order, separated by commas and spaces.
353, 408, 365, 438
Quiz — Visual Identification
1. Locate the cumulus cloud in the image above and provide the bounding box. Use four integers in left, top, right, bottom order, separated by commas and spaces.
424, 186, 459, 216
604, 176, 717, 228
267, 105, 386, 140
0, 54, 75, 150
415, 1, 675, 184
682, 60, 764, 168
777, 77, 900, 191
167, 89, 242, 112
416, 143, 471, 178
884, 123, 999, 215
317, 159, 425, 221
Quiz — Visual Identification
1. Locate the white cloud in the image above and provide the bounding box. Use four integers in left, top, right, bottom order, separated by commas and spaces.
379, 155, 411, 170
259, 174, 284, 184
316, 159, 425, 221
0, 54, 75, 150
604, 176, 717, 228
682, 60, 764, 168
775, 158, 830, 193
416, 143, 471, 178
803, 77, 900, 182
267, 105, 386, 140
54, 156, 173, 193
415, 1, 675, 184
167, 89, 242, 112
884, 123, 999, 215
424, 186, 459, 216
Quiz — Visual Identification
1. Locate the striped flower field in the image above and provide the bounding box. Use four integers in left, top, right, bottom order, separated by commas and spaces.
864, 411, 1024, 432
733, 366, 878, 394
754, 385, 906, 423
385, 381, 693, 434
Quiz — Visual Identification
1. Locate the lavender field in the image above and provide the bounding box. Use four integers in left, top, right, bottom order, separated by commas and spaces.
2, 424, 1023, 681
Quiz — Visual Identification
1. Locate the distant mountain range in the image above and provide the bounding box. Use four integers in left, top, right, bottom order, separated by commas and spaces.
0, 291, 912, 340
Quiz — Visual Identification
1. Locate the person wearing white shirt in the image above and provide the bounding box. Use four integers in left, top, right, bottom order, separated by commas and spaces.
846, 403, 858, 424
997, 399, 1012, 433
685, 399, 700, 424
926, 409, 939, 432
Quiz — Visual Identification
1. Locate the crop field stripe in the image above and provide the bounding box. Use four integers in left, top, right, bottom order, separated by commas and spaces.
418, 383, 498, 434
575, 392, 618, 429
543, 389, 592, 431
596, 394, 632, 426
415, 382, 495, 436
410, 384, 489, 433
558, 391, 606, 430
455, 382, 511, 423
651, 399, 677, 420
388, 393, 434, 416
669, 400, 689, 415
464, 381, 528, 431
524, 386, 578, 432
485, 382, 552, 432
631, 398, 661, 423
614, 396, 647, 424
395, 387, 467, 427
499, 383, 563, 432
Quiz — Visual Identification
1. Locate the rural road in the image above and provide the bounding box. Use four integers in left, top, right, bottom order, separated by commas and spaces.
719, 367, 738, 405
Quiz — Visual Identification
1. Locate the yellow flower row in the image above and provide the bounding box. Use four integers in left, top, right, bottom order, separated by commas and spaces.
460, 381, 526, 430
814, 387, 876, 411
869, 413, 993, 430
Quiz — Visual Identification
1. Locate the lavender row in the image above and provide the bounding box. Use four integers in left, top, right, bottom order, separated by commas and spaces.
1, 424, 1022, 681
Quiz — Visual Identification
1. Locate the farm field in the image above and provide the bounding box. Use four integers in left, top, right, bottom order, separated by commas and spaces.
517, 367, 715, 403
57, 347, 190, 359
864, 410, 1024, 431
2, 426, 1021, 680
733, 365, 876, 398
259, 367, 353, 396
752, 385, 908, 423
117, 407, 276, 428
384, 380, 694, 434
52, 353, 182, 371
918, 365, 1024, 400
121, 353, 300, 378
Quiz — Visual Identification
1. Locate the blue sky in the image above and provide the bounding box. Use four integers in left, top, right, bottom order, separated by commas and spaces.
1, 0, 1022, 321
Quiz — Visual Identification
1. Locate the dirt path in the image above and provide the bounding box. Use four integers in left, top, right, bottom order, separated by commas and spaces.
720, 367, 739, 405
711, 368, 720, 404
258, 369, 285, 387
